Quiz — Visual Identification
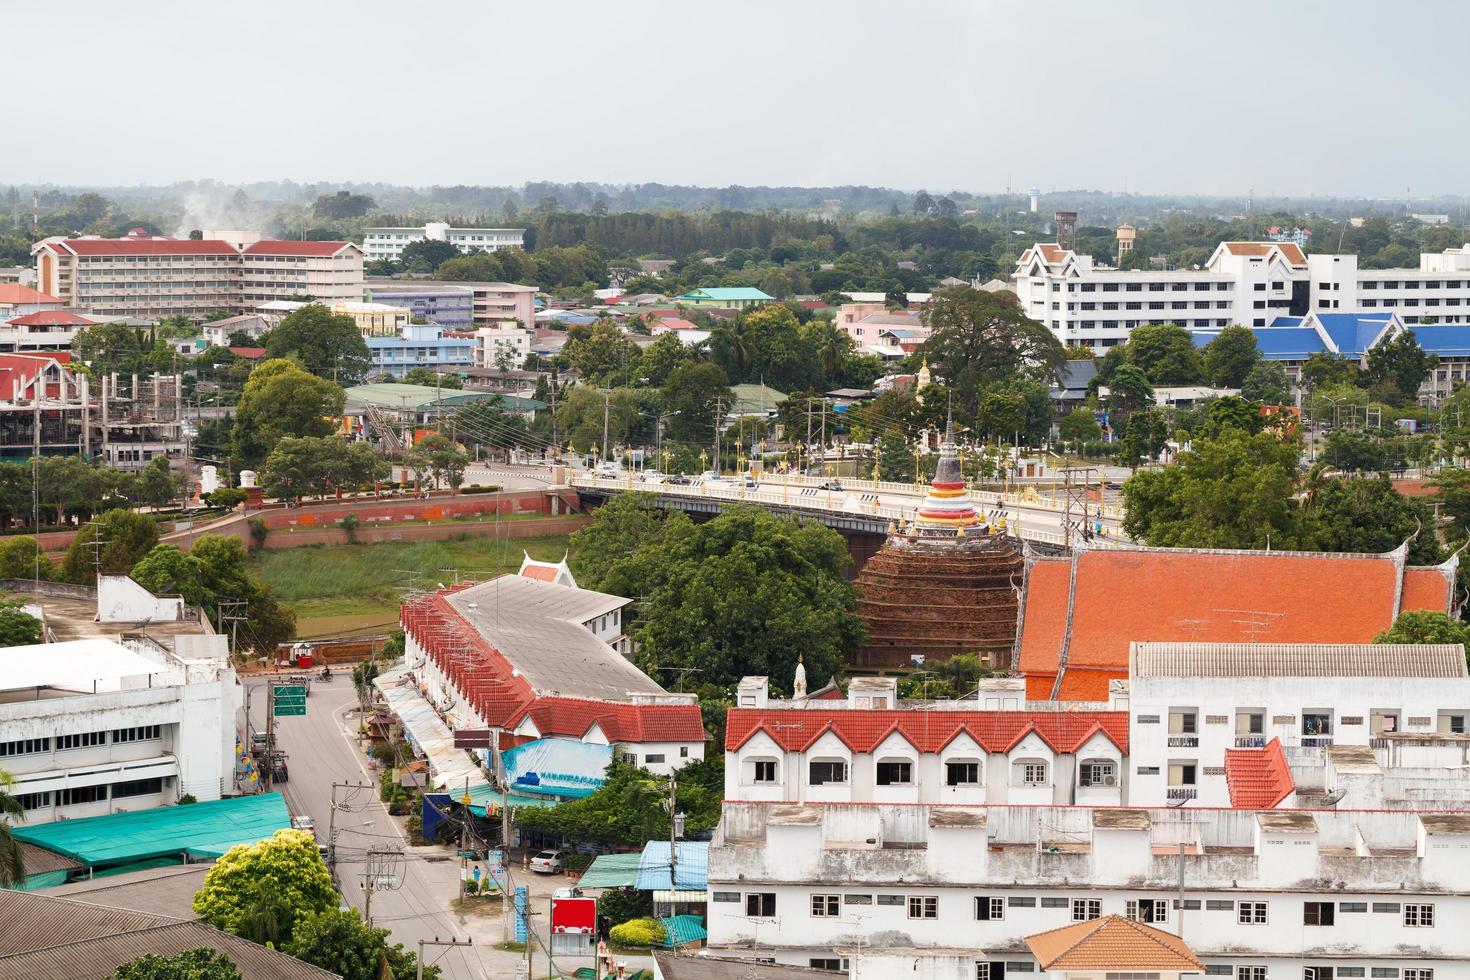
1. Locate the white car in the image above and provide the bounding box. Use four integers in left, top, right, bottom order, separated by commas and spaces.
639, 470, 666, 484
528, 849, 564, 874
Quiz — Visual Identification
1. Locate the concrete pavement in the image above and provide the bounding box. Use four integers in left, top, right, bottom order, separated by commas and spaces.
248, 676, 654, 978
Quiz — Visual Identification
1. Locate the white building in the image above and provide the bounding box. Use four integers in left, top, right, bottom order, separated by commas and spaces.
1124, 642, 1470, 809
401, 574, 706, 776
0, 577, 239, 823
474, 320, 533, 369
363, 222, 526, 264
724, 676, 1127, 808
707, 800, 1470, 979
1014, 239, 1470, 351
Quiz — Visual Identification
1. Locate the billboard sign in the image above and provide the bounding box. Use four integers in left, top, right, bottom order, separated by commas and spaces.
453, 729, 494, 749
551, 895, 597, 935
502, 738, 611, 799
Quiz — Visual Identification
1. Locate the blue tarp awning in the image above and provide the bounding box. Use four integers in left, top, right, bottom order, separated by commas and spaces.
636, 840, 707, 891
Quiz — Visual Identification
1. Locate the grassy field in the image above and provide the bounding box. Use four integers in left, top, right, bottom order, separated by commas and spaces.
249, 532, 578, 639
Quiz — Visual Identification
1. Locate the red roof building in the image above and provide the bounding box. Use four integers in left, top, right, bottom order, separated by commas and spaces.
1223, 737, 1295, 808
6, 310, 92, 328
1016, 545, 1457, 701
726, 708, 1129, 756
241, 240, 356, 257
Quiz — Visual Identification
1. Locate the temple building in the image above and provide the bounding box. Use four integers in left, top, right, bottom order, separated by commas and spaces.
853, 429, 1023, 669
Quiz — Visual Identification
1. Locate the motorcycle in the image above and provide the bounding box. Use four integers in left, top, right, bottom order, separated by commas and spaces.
318, 667, 332, 682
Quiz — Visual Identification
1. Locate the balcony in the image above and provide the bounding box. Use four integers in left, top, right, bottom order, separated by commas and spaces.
1299, 735, 1334, 748
1167, 736, 1199, 748
1166, 786, 1197, 802
1234, 736, 1266, 748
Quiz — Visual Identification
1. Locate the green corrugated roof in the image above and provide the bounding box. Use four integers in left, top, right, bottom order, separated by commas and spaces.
729, 383, 788, 415
12, 793, 290, 867
464, 783, 563, 816
344, 383, 545, 413
658, 914, 707, 947
577, 852, 643, 889
678, 287, 773, 302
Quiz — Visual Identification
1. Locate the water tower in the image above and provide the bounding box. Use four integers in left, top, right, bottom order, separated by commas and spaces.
1116, 224, 1136, 263
1053, 211, 1078, 251
1028, 188, 1040, 213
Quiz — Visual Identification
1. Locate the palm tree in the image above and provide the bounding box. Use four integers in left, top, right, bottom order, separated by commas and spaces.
0, 769, 27, 887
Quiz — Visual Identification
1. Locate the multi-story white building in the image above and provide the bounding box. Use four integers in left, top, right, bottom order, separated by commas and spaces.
0, 577, 239, 823
1124, 641, 1470, 809
1014, 239, 1470, 350
363, 222, 525, 264
707, 799, 1470, 980
32, 231, 361, 321
239, 239, 363, 306
474, 320, 533, 369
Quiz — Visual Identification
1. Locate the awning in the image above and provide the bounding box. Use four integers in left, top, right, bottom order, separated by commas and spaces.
578, 852, 643, 889
374, 666, 489, 794
635, 841, 707, 891
653, 890, 709, 904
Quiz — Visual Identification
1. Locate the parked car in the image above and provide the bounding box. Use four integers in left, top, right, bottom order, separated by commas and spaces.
639, 470, 666, 485
699, 470, 724, 482
818, 480, 843, 491
665, 474, 692, 485
737, 475, 759, 489
528, 850, 564, 874
594, 462, 622, 477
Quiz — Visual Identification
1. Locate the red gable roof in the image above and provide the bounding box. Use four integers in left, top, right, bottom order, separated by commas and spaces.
1017, 547, 1455, 701
7, 310, 92, 327
725, 707, 1128, 755
0, 285, 60, 306
511, 697, 705, 743
228, 346, 266, 359
0, 353, 65, 400
243, 240, 353, 256
1224, 737, 1294, 808
47, 238, 237, 256
656, 318, 699, 331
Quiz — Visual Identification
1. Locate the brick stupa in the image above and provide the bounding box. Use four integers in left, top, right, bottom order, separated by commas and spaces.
853, 430, 1023, 669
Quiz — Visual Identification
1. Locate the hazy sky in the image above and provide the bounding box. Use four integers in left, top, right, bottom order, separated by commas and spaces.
10, 0, 1470, 197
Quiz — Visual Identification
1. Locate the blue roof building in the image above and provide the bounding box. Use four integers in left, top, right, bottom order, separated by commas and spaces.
366, 323, 474, 379
1190, 313, 1402, 363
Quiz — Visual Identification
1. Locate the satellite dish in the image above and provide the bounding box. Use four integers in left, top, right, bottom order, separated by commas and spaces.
1318, 789, 1346, 806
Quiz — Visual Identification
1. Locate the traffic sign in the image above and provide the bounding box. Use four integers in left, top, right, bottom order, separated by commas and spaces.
273, 685, 306, 699
274, 703, 306, 717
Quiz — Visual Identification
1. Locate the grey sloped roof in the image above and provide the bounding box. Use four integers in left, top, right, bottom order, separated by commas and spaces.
1131, 642, 1469, 678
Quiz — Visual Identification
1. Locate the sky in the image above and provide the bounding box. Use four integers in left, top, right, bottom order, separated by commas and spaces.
9, 0, 1470, 198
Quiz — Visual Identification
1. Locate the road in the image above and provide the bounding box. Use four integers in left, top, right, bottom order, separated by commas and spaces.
247, 676, 652, 979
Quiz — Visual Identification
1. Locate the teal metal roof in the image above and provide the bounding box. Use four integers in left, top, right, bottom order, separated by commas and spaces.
578, 852, 643, 889
463, 783, 563, 816
12, 793, 290, 867
679, 287, 773, 302
658, 914, 708, 947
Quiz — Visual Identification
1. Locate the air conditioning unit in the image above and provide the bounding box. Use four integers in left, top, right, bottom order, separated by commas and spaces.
1102, 775, 1117, 786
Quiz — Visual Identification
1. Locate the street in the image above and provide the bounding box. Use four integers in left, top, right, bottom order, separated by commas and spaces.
246, 675, 654, 979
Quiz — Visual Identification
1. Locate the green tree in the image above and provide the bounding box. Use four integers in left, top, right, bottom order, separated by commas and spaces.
0, 768, 22, 887
1058, 408, 1102, 445
61, 508, 160, 584
73, 323, 168, 377
569, 493, 666, 596
138, 457, 183, 509
1198, 396, 1265, 439
412, 434, 468, 490
660, 362, 732, 444
397, 238, 461, 273
564, 320, 641, 386
1324, 430, 1389, 472
263, 305, 371, 384
111, 947, 242, 980
1374, 610, 1470, 649
1300, 351, 1360, 390
0, 598, 42, 647
1365, 332, 1437, 405
1125, 322, 1203, 385
401, 367, 463, 389
311, 190, 375, 219
877, 429, 914, 481
232, 359, 346, 467
921, 287, 1068, 413
192, 830, 334, 944
1202, 325, 1260, 388
1305, 476, 1442, 566
285, 908, 440, 980
637, 333, 694, 387
1240, 361, 1292, 404
132, 537, 296, 651
1118, 408, 1170, 468
1122, 429, 1303, 550
436, 252, 506, 282
1105, 364, 1154, 419
0, 536, 55, 580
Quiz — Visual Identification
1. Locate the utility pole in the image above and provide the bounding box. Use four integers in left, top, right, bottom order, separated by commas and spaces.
713, 398, 724, 473
327, 780, 375, 874
417, 938, 472, 980
599, 388, 612, 461
665, 773, 680, 886
362, 846, 400, 928
263, 682, 275, 791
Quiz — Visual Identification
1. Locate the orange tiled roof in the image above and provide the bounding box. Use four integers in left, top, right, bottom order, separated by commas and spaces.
520, 564, 558, 582
1222, 242, 1273, 257
1026, 915, 1203, 971
725, 707, 1128, 755
0, 284, 60, 305
1017, 547, 1454, 702
1224, 737, 1294, 808
1038, 244, 1070, 264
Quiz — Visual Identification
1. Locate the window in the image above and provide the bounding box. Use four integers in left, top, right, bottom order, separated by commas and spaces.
644, 754, 665, 764
1072, 899, 1101, 921
752, 760, 777, 783
1372, 971, 1399, 979
1040, 897, 1069, 908
1338, 902, 1367, 913
1238, 902, 1268, 924
16, 791, 51, 810
1007, 896, 1036, 907
1079, 761, 1116, 787
680, 746, 689, 758
908, 895, 938, 919
975, 896, 1005, 920
876, 894, 905, 906
811, 959, 847, 971
1404, 971, 1433, 980
809, 760, 848, 785
844, 894, 872, 905
1372, 902, 1401, 913
745, 893, 776, 917
1203, 967, 1231, 977
712, 892, 740, 903
976, 965, 992, 980
58, 731, 106, 750
1238, 969, 1267, 980
1107, 974, 1162, 980
946, 761, 980, 786
876, 761, 913, 785
0, 737, 50, 757
112, 777, 164, 798
811, 894, 841, 917
1337, 971, 1364, 978
1304, 969, 1335, 980
59, 785, 106, 806
1020, 762, 1048, 786
1304, 902, 1335, 926
1403, 904, 1435, 927
1126, 899, 1169, 923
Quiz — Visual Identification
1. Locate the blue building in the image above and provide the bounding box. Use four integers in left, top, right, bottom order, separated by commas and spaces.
363, 284, 475, 328
366, 324, 475, 379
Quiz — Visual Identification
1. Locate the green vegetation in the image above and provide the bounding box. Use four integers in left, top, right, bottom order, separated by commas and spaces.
192, 829, 335, 945
284, 907, 441, 980
608, 917, 665, 947
514, 757, 724, 846
1375, 610, 1470, 650
133, 536, 296, 652
111, 948, 243, 979
0, 597, 42, 647
0, 768, 25, 887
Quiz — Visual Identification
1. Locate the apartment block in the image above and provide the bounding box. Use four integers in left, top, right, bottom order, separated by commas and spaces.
240, 239, 363, 305
363, 222, 525, 264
